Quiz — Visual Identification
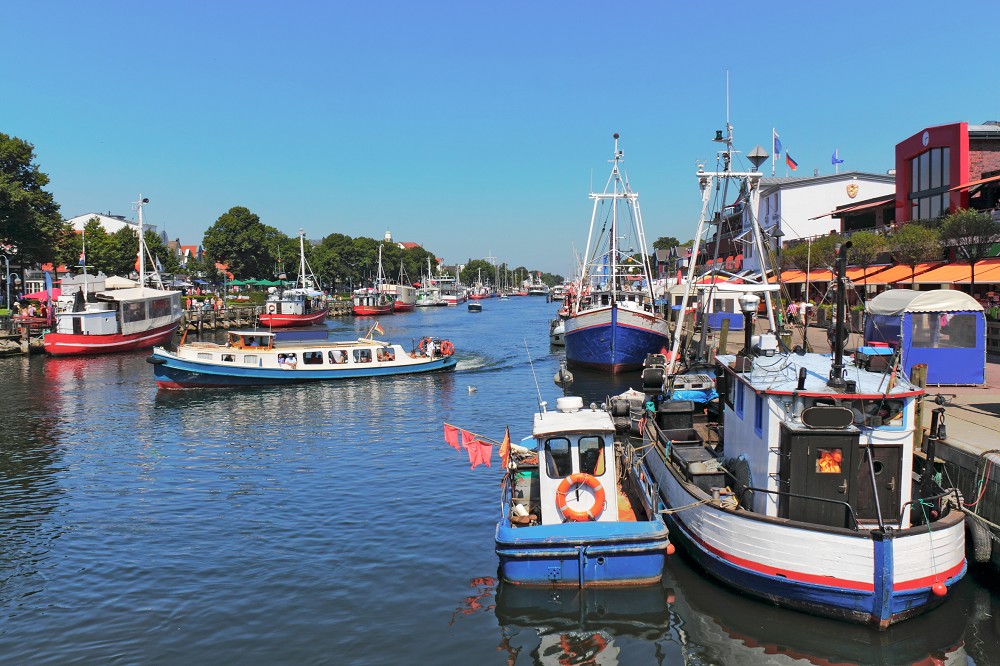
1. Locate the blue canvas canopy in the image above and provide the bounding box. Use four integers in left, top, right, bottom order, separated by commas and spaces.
865, 288, 985, 385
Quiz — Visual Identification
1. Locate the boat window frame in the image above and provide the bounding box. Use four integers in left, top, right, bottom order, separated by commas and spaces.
578, 436, 606, 476
543, 437, 573, 478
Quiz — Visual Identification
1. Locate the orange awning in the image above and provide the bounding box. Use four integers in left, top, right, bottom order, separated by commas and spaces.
949, 173, 1000, 191
857, 262, 944, 285
809, 196, 894, 220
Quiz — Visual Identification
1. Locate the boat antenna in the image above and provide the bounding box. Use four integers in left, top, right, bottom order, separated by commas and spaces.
523, 338, 546, 414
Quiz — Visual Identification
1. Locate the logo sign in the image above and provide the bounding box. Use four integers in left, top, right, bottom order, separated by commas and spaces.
847, 183, 859, 198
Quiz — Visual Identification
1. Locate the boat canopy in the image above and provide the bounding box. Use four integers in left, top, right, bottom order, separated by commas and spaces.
866, 288, 984, 315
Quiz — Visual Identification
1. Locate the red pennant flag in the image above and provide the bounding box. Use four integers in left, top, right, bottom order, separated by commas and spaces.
444, 424, 461, 450
499, 427, 511, 469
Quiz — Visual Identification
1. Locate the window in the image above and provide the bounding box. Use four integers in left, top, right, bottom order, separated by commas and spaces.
910, 312, 978, 348
243, 355, 258, 364
303, 351, 324, 365
197, 352, 212, 360
544, 438, 572, 478
579, 436, 605, 476
221, 354, 235, 363
149, 297, 173, 319
736, 382, 745, 418
375, 347, 395, 362
122, 300, 146, 323
754, 394, 764, 435
816, 448, 843, 473
354, 349, 372, 363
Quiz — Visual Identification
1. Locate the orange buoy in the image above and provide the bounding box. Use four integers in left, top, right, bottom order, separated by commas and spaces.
931, 582, 947, 597
666, 543, 676, 556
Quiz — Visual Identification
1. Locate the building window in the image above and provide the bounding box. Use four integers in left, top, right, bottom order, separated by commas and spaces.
909, 147, 951, 221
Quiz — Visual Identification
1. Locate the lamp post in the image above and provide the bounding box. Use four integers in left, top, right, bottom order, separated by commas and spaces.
2, 254, 22, 313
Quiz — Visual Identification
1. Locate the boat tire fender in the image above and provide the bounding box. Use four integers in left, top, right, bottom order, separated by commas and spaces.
555, 473, 605, 522
968, 515, 993, 563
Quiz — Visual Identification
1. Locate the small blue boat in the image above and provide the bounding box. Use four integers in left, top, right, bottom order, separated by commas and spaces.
496, 396, 671, 587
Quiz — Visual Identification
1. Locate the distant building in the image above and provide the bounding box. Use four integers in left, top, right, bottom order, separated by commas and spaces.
65, 212, 157, 236
382, 230, 422, 251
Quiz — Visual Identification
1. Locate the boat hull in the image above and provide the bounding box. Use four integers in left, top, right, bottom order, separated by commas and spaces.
149, 349, 457, 388
258, 309, 328, 328
44, 321, 179, 356
563, 305, 670, 372
641, 445, 966, 628
352, 305, 393, 316
495, 519, 669, 587
392, 302, 415, 312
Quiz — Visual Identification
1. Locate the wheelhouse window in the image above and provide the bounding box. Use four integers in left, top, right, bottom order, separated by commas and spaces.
544, 438, 572, 478
578, 436, 605, 476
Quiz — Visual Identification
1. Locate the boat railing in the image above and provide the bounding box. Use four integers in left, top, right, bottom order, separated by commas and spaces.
900, 488, 962, 526
734, 486, 861, 531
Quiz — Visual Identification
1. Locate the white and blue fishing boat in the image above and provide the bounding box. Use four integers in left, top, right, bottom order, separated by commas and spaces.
148, 330, 456, 388
563, 134, 669, 373
496, 396, 671, 587
636, 127, 966, 628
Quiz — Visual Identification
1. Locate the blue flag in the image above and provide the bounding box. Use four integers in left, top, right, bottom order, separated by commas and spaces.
773, 130, 782, 157
832, 149, 844, 165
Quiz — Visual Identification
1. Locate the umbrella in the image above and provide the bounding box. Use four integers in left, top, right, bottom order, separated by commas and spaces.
23, 288, 62, 301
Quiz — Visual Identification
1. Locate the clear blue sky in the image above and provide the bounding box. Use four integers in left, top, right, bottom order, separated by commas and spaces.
6, 1, 997, 276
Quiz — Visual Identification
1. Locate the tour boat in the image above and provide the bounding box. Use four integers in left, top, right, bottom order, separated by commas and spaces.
148, 329, 457, 388
495, 396, 671, 587
562, 134, 670, 373
352, 245, 395, 316
44, 196, 183, 356
259, 231, 328, 328
635, 131, 966, 628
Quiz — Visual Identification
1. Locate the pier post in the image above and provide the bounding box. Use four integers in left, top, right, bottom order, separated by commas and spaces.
719, 319, 730, 355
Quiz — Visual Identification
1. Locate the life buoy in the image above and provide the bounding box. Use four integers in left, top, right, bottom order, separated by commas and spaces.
266, 303, 277, 315
417, 337, 432, 354
440, 340, 455, 356
555, 473, 605, 522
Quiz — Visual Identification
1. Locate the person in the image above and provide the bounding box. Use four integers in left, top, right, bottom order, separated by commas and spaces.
786, 301, 799, 326
11, 300, 21, 316
799, 300, 809, 326
26, 303, 36, 318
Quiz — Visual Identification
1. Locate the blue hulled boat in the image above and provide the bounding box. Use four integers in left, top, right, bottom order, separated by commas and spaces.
563, 134, 669, 373
496, 396, 671, 587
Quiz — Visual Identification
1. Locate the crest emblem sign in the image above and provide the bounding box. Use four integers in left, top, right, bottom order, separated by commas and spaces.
846, 183, 859, 198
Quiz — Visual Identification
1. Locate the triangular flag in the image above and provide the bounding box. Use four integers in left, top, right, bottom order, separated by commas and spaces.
443, 424, 461, 450
499, 427, 511, 469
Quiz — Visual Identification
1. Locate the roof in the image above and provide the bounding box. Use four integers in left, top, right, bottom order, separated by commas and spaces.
852, 262, 945, 285
760, 171, 895, 195
778, 266, 889, 284
399, 242, 422, 250
948, 173, 1000, 192
810, 194, 896, 220
533, 407, 614, 438
867, 288, 984, 315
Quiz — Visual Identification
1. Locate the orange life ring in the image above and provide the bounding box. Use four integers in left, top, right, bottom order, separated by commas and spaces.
440, 340, 455, 356
266, 303, 276, 314
417, 337, 432, 353
555, 473, 606, 522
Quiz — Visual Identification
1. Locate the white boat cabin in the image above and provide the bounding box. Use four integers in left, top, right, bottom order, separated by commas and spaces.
534, 397, 620, 525
264, 288, 324, 316
717, 352, 919, 529
54, 288, 181, 336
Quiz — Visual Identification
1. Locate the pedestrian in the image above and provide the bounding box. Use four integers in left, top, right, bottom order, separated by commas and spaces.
786, 301, 799, 326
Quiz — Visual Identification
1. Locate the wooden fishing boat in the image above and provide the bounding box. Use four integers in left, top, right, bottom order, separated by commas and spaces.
259, 231, 328, 328
147, 329, 457, 388
496, 396, 671, 587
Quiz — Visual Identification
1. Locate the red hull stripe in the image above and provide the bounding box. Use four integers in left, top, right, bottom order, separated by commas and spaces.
893, 561, 965, 591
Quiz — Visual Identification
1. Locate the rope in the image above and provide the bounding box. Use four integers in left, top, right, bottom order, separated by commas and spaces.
916, 498, 941, 579
660, 498, 712, 514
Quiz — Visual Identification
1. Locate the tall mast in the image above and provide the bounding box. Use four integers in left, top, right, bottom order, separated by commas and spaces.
298, 230, 307, 289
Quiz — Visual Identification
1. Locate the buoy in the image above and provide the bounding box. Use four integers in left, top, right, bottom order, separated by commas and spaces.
666, 543, 676, 556
931, 582, 947, 597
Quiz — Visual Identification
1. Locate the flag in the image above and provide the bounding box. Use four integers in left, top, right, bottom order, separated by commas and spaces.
78, 251, 85, 265
464, 434, 492, 470
374, 321, 384, 335
786, 153, 798, 171
773, 130, 782, 157
832, 149, 844, 165
155, 255, 164, 273
499, 427, 511, 469
444, 424, 461, 450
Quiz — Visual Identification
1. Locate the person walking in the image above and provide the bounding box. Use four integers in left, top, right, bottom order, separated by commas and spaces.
786, 301, 799, 327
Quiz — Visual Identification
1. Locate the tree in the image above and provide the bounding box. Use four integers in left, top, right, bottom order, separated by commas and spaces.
652, 236, 680, 251
846, 231, 888, 292
1, 133, 69, 268
889, 223, 941, 286
939, 208, 1000, 295
202, 207, 284, 278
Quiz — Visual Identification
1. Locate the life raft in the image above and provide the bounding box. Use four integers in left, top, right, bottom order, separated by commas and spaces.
555, 473, 606, 522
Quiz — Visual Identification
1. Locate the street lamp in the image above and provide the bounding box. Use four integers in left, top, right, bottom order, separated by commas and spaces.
2, 254, 22, 313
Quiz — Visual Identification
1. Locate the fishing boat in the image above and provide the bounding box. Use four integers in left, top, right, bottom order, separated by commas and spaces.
635, 127, 966, 628
563, 134, 670, 373
496, 395, 671, 587
259, 231, 328, 328
384, 258, 417, 312
44, 196, 183, 356
437, 273, 467, 306
415, 258, 446, 307
147, 328, 457, 388
352, 245, 395, 316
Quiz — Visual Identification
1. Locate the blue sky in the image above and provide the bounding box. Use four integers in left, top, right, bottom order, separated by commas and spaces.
6, 1, 997, 276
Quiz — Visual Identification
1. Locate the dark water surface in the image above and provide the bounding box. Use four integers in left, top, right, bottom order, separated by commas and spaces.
1, 298, 998, 665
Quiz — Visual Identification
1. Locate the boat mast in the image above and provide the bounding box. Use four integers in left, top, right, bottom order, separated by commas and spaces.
298, 230, 307, 290
134, 195, 163, 290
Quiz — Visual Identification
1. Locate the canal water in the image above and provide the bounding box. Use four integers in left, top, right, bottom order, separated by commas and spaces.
1, 297, 998, 665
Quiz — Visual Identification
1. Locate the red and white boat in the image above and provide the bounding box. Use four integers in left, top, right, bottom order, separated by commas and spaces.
44, 195, 183, 356
353, 244, 395, 316
259, 231, 328, 328
384, 258, 417, 312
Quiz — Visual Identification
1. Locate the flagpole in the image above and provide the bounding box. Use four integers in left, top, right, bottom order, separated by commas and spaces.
835, 148, 839, 175
772, 128, 776, 177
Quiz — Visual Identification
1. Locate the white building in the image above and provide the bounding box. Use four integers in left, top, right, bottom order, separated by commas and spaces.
741, 171, 895, 273
65, 212, 157, 236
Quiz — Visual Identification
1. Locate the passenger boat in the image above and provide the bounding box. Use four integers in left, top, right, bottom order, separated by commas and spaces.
437, 273, 467, 306
259, 231, 328, 328
44, 196, 183, 356
352, 245, 395, 316
636, 129, 966, 628
526, 273, 549, 297
496, 396, 671, 587
563, 134, 669, 373
147, 328, 457, 388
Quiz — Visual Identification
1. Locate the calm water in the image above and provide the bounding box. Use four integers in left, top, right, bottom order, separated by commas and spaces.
1, 297, 998, 665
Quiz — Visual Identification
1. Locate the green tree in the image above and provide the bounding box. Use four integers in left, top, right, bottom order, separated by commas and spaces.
652, 236, 680, 251
889, 223, 941, 286
939, 208, 1000, 295
202, 207, 284, 278
0, 132, 67, 267
846, 231, 888, 291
